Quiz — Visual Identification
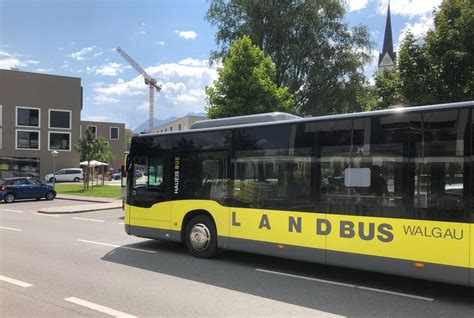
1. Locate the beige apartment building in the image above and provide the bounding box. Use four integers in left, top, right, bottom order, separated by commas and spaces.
0, 69, 126, 179
80, 121, 125, 169
153, 115, 206, 133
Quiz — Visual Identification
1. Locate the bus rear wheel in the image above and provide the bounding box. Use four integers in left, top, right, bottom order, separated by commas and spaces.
185, 215, 217, 259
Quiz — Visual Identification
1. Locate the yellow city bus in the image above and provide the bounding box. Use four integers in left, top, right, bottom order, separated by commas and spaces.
124, 101, 474, 286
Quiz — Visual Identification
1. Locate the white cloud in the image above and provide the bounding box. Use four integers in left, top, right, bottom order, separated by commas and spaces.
94, 95, 120, 104
0, 50, 38, 70
96, 62, 124, 76
35, 68, 53, 72
0, 58, 26, 69
135, 22, 147, 36
156, 41, 165, 46
25, 60, 40, 64
83, 115, 108, 122
137, 101, 149, 112
347, 0, 368, 12
91, 58, 218, 126
178, 58, 209, 67
398, 14, 434, 45
93, 51, 104, 57
69, 46, 97, 61
174, 30, 197, 40
377, 0, 441, 17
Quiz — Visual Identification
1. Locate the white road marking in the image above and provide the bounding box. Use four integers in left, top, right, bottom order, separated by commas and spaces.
0, 208, 24, 213
0, 226, 22, 232
72, 217, 104, 223
77, 239, 156, 254
65, 297, 136, 318
358, 286, 434, 301
96, 215, 124, 219
256, 269, 434, 302
116, 222, 125, 225
0, 275, 33, 287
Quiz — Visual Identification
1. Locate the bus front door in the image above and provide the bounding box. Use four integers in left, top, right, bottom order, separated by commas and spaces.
128, 155, 172, 239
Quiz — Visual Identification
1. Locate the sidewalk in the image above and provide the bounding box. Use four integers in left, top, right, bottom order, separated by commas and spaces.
56, 194, 122, 203
38, 194, 123, 214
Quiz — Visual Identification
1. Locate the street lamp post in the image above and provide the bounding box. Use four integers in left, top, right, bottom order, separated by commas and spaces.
51, 151, 58, 189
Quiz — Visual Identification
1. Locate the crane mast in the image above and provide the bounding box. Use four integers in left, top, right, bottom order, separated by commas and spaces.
116, 47, 161, 132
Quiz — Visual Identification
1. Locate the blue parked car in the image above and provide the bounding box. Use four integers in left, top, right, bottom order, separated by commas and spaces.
110, 170, 143, 180
0, 177, 56, 203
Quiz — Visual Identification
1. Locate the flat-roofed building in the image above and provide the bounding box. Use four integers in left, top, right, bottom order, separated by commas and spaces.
80, 121, 126, 169
153, 115, 206, 134
0, 69, 82, 179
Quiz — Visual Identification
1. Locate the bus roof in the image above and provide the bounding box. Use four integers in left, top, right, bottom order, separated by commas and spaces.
141, 100, 474, 137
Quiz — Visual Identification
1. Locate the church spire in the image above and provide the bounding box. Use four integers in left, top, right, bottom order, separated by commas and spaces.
378, 1, 396, 72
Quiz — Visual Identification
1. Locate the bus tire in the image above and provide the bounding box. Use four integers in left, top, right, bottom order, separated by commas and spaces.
185, 215, 217, 259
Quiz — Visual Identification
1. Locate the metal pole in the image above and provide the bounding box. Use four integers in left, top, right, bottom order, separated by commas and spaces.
149, 85, 154, 132
53, 157, 56, 189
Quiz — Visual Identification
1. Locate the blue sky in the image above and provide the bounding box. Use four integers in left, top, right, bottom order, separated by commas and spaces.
1, 0, 441, 130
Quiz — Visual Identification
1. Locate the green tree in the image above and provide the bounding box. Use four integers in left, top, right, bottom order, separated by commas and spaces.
205, 35, 295, 118
74, 129, 115, 189
206, 0, 373, 115
397, 31, 435, 106
425, 0, 474, 102
372, 70, 406, 109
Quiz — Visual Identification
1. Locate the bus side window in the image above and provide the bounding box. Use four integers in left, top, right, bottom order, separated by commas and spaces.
133, 156, 147, 187
149, 157, 163, 188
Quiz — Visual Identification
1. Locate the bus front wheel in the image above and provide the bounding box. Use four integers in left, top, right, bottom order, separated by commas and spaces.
185, 215, 217, 259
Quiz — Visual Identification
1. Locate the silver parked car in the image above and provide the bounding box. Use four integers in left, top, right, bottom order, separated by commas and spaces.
44, 168, 84, 182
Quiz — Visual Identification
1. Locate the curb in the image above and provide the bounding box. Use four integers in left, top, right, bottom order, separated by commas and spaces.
38, 202, 123, 214
56, 196, 119, 204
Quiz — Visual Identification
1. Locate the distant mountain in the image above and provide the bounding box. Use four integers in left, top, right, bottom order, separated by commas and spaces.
133, 112, 206, 133
133, 117, 177, 133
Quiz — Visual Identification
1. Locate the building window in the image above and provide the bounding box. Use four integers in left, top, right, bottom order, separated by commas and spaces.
49, 109, 71, 129
16, 107, 40, 127
0, 105, 2, 126
165, 128, 167, 132
0, 157, 40, 179
87, 125, 97, 138
170, 127, 173, 131
49, 132, 71, 151
110, 127, 119, 140
0, 128, 2, 149
16, 130, 40, 150
178, 124, 181, 131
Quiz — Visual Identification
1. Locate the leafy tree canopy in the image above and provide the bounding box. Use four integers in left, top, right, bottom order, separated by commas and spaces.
206, 0, 373, 116
205, 35, 295, 118
74, 128, 115, 164
372, 0, 473, 108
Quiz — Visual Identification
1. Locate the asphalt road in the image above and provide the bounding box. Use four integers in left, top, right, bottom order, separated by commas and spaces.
1, 199, 473, 317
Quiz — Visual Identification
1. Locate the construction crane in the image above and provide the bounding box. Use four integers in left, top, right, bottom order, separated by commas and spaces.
116, 46, 161, 132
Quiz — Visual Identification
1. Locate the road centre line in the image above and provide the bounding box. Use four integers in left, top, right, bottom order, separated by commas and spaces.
0, 275, 33, 287
65, 297, 136, 318
77, 239, 156, 254
0, 226, 22, 232
72, 217, 105, 223
0, 208, 24, 213
255, 269, 434, 302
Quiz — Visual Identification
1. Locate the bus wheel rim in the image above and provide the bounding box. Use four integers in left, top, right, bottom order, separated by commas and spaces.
190, 223, 211, 251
